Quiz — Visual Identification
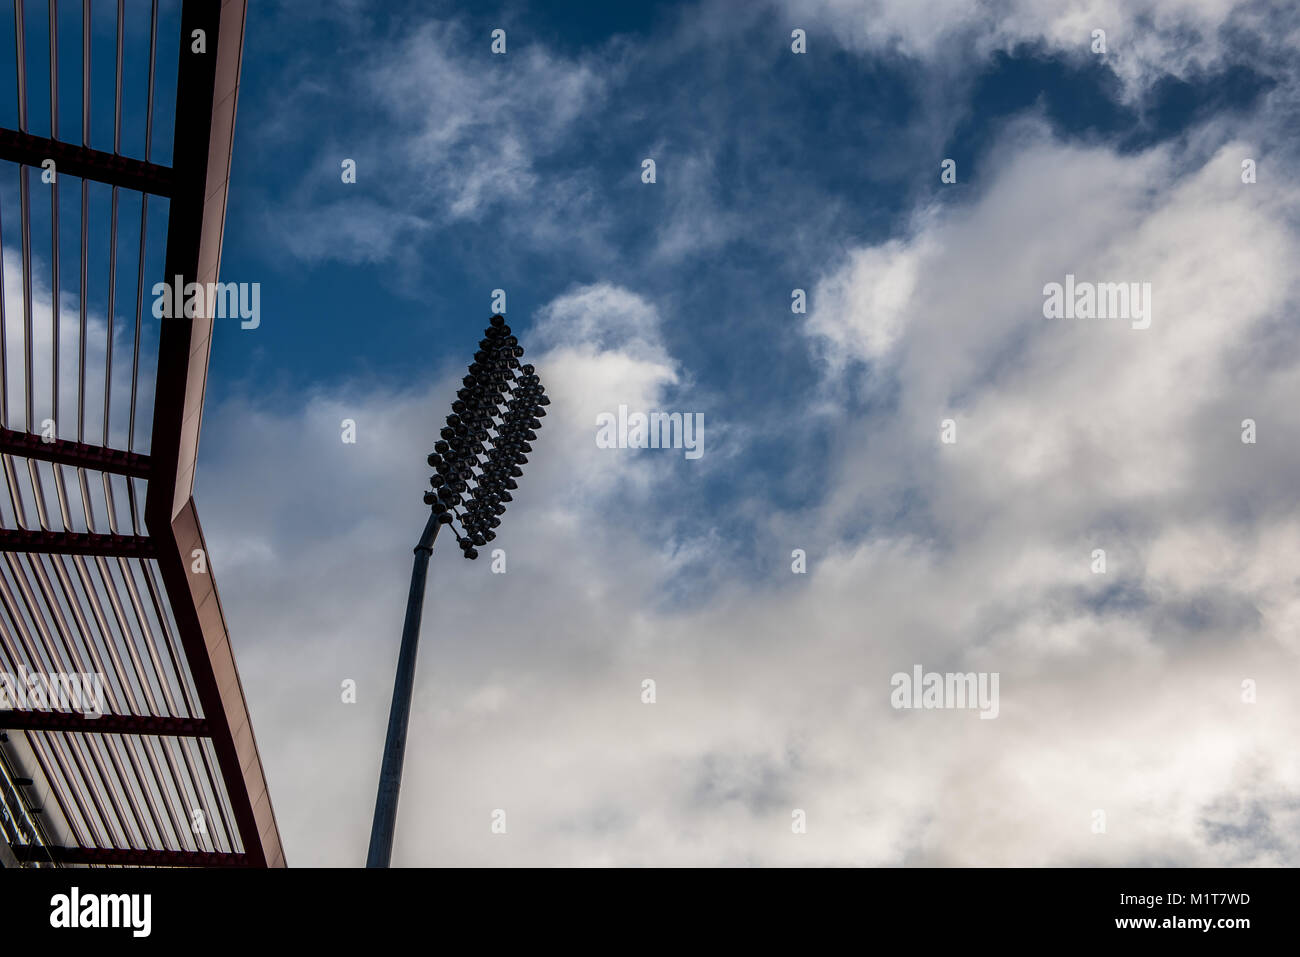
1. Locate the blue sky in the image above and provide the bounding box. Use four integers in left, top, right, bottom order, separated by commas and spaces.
163, 0, 1300, 865
210, 0, 1274, 569
214, 0, 1276, 505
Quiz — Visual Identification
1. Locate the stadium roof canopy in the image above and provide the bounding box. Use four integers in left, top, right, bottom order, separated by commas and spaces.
0, 0, 283, 868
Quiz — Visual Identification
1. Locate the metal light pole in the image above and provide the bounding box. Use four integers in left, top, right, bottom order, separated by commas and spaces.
364, 510, 440, 868
366, 314, 548, 867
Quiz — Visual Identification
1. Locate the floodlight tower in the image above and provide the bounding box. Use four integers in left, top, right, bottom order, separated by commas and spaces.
365, 315, 548, 867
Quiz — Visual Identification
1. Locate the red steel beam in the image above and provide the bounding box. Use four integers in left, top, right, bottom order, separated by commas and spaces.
0, 127, 175, 196
151, 502, 284, 867
0, 529, 156, 558
150, 0, 245, 522
0, 427, 152, 478
9, 843, 249, 867
145, 0, 284, 869
1, 711, 210, 736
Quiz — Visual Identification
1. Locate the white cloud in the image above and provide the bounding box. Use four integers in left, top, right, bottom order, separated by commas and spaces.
257, 17, 616, 266
203, 122, 1300, 862
360, 20, 608, 224
274, 199, 429, 266
808, 234, 932, 364
191, 3, 1300, 867
772, 0, 1252, 95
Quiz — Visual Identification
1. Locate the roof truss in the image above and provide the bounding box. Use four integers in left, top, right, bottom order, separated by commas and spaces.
0, 0, 283, 869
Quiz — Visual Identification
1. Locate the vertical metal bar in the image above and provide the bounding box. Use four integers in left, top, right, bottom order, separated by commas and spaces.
128, 187, 147, 532
48, 0, 74, 532
2, 455, 31, 530
14, 0, 27, 132
19, 164, 50, 531
144, 0, 157, 163
19, 178, 32, 433
126, 3, 159, 531
16, 45, 32, 439
100, 2, 125, 531
366, 511, 442, 867
78, 0, 88, 437
13, 4, 48, 533
80, 0, 88, 148
24, 460, 50, 531
76, 178, 91, 530
15, 0, 32, 436
127, 0, 158, 480
76, 0, 90, 529
113, 0, 123, 155
49, 0, 58, 426
102, 192, 118, 529
0, 24, 18, 517
0, 173, 9, 431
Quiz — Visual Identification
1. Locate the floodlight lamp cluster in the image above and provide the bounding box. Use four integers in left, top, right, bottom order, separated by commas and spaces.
423, 315, 549, 559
